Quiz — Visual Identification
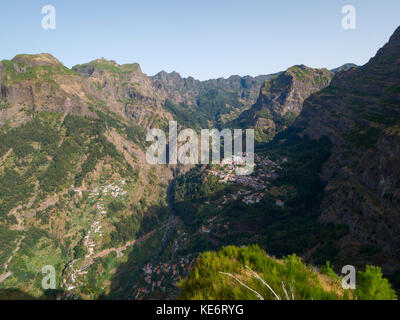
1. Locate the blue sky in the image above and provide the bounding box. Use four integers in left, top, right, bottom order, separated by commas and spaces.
0, 0, 399, 80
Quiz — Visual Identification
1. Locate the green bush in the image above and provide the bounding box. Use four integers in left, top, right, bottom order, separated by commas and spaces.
179, 245, 349, 300
356, 265, 397, 300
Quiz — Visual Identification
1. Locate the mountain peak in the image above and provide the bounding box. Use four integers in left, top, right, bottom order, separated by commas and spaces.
367, 25, 400, 67
388, 25, 400, 42
234, 64, 334, 142
331, 63, 357, 74
154, 70, 182, 79
11, 53, 63, 68
72, 58, 141, 76
284, 64, 332, 81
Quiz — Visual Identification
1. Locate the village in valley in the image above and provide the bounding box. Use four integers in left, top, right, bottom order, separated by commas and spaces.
134, 254, 193, 300
59, 152, 290, 299
61, 176, 194, 299
63, 181, 129, 292
209, 153, 288, 206
184, 153, 291, 243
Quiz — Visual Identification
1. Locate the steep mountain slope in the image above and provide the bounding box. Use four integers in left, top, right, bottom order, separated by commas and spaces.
152, 70, 279, 128
161, 28, 400, 295
0, 54, 96, 124
294, 26, 400, 272
152, 70, 277, 107
0, 39, 394, 299
72, 58, 173, 129
235, 65, 334, 142
0, 53, 282, 299
0, 54, 175, 298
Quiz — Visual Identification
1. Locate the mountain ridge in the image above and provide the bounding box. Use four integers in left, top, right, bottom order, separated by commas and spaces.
291, 26, 400, 271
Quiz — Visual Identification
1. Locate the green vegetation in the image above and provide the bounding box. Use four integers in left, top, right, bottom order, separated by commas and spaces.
345, 127, 381, 151
1, 58, 78, 84
255, 108, 271, 119
287, 65, 313, 81
320, 261, 339, 279
0, 116, 59, 158
279, 111, 299, 128
171, 127, 349, 268
0, 226, 21, 266
173, 167, 224, 231
73, 59, 139, 76
109, 205, 168, 247
356, 265, 397, 300
196, 89, 243, 123
74, 243, 87, 260
0, 116, 62, 217
179, 245, 350, 300
108, 199, 126, 215
163, 100, 207, 130
0, 110, 135, 220
180, 245, 397, 300
254, 127, 275, 144
0, 101, 12, 110
125, 125, 148, 149
384, 84, 400, 95
163, 87, 247, 130
55, 114, 127, 189
120, 63, 140, 73
260, 80, 271, 95
286, 65, 332, 84
0, 108, 153, 297
0, 168, 34, 218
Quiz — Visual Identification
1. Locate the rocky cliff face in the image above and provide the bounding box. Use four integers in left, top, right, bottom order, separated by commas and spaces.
151, 70, 280, 128
72, 58, 174, 129
1, 53, 282, 135
236, 65, 334, 141
0, 54, 177, 298
294, 26, 400, 270
0, 54, 174, 129
151, 71, 276, 107
0, 54, 97, 125
0, 53, 284, 298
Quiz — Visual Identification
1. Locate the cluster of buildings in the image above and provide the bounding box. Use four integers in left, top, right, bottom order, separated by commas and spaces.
63, 181, 128, 291
254, 154, 287, 165
235, 176, 265, 190
86, 181, 128, 200
143, 257, 190, 278
101, 181, 128, 198
201, 215, 222, 234
209, 170, 264, 189
242, 192, 265, 205
254, 155, 288, 181
84, 219, 101, 258
210, 154, 283, 190
208, 154, 290, 208
135, 256, 193, 299
63, 260, 93, 291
